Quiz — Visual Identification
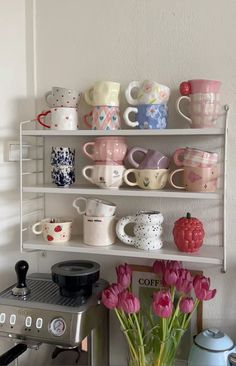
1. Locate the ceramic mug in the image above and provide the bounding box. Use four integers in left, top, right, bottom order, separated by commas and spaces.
116, 211, 164, 250
73, 197, 116, 216
125, 80, 170, 105
176, 93, 221, 128
127, 147, 169, 170
32, 218, 73, 243
45, 86, 81, 108
82, 164, 125, 189
51, 147, 75, 166
83, 106, 121, 130
173, 147, 218, 168
179, 79, 221, 95
82, 137, 127, 162
124, 169, 169, 190
169, 165, 219, 192
123, 104, 168, 129
83, 215, 116, 246
84, 81, 120, 106
37, 107, 79, 130
51, 165, 75, 187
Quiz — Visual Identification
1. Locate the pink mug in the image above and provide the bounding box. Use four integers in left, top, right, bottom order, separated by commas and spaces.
82, 137, 127, 162
177, 79, 222, 128
173, 147, 218, 168
169, 165, 219, 192
83, 106, 121, 130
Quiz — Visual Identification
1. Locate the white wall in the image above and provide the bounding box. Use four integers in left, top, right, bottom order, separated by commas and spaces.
0, 0, 37, 356
1, 0, 236, 365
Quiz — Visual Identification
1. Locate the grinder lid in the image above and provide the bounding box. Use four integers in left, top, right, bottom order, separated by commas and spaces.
51, 260, 100, 277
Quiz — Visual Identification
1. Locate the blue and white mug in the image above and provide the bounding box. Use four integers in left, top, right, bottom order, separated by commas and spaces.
123, 104, 168, 129
51, 165, 75, 187
51, 147, 75, 166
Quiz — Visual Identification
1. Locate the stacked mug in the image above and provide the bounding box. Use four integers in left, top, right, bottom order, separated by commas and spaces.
169, 147, 219, 192
36, 86, 81, 130
124, 147, 170, 190
82, 137, 127, 189
51, 147, 75, 187
73, 197, 116, 246
176, 79, 222, 128
83, 81, 121, 130
123, 80, 170, 129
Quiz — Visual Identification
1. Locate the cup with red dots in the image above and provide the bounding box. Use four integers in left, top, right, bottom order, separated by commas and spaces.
32, 218, 73, 244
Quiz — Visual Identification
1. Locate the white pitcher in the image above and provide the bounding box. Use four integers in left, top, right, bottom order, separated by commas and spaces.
116, 211, 164, 251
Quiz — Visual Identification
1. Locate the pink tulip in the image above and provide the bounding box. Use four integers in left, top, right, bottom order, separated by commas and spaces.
102, 284, 123, 309
166, 260, 182, 271
193, 275, 216, 301
164, 268, 179, 286
117, 290, 140, 314
179, 297, 194, 314
153, 260, 166, 275
116, 263, 132, 288
176, 269, 193, 294
152, 290, 173, 318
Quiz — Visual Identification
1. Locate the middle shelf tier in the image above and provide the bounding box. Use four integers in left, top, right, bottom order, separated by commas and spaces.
22, 184, 222, 199
23, 237, 223, 265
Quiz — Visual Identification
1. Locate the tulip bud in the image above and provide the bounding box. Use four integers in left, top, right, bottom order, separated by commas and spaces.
152, 290, 173, 318
179, 297, 194, 314
117, 290, 140, 314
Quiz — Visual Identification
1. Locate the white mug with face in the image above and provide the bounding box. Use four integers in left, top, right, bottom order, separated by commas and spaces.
45, 86, 82, 108
32, 218, 73, 244
36, 107, 79, 130
82, 164, 125, 189
73, 197, 116, 216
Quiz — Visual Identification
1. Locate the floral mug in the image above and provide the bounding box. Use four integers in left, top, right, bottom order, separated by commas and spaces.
125, 80, 170, 105
123, 104, 168, 129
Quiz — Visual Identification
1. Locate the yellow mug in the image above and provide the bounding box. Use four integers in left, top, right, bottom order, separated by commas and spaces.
124, 169, 169, 190
84, 81, 120, 106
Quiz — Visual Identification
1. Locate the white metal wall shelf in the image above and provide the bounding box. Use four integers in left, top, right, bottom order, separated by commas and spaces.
22, 185, 222, 200
23, 237, 223, 265
20, 105, 229, 272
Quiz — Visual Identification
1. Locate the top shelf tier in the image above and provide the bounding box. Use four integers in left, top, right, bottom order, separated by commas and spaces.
22, 128, 225, 136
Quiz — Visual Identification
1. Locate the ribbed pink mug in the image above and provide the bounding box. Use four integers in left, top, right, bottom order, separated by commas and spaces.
82, 137, 127, 163
173, 147, 218, 168
177, 79, 222, 128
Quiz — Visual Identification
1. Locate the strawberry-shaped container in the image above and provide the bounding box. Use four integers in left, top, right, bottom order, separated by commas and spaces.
173, 212, 205, 253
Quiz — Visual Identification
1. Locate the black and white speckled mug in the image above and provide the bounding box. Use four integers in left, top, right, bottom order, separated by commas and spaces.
116, 210, 164, 251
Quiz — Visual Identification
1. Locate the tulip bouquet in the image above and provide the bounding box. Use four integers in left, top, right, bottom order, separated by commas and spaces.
102, 260, 216, 366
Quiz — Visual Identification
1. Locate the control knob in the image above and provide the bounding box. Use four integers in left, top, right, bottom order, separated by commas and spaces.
49, 318, 66, 337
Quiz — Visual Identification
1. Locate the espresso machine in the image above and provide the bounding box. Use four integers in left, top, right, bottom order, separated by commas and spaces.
0, 260, 109, 366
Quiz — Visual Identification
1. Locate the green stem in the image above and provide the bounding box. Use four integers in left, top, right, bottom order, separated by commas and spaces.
168, 295, 182, 331
133, 313, 146, 366
114, 309, 138, 362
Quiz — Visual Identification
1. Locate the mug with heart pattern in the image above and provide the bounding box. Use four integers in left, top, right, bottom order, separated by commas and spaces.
32, 218, 73, 243
83, 106, 121, 130
37, 107, 79, 130
45, 86, 81, 108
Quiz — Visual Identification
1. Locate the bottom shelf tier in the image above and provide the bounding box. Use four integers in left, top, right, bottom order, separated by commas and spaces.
23, 237, 223, 265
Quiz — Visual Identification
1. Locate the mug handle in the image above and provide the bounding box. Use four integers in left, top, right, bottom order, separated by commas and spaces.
72, 197, 87, 215
84, 87, 94, 106
82, 142, 95, 160
123, 107, 139, 128
176, 96, 192, 123
36, 110, 51, 128
45, 91, 52, 107
169, 169, 185, 190
116, 216, 136, 245
32, 222, 43, 235
127, 146, 148, 168
173, 148, 186, 166
82, 166, 94, 183
125, 81, 141, 105
123, 169, 138, 187
83, 111, 93, 128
